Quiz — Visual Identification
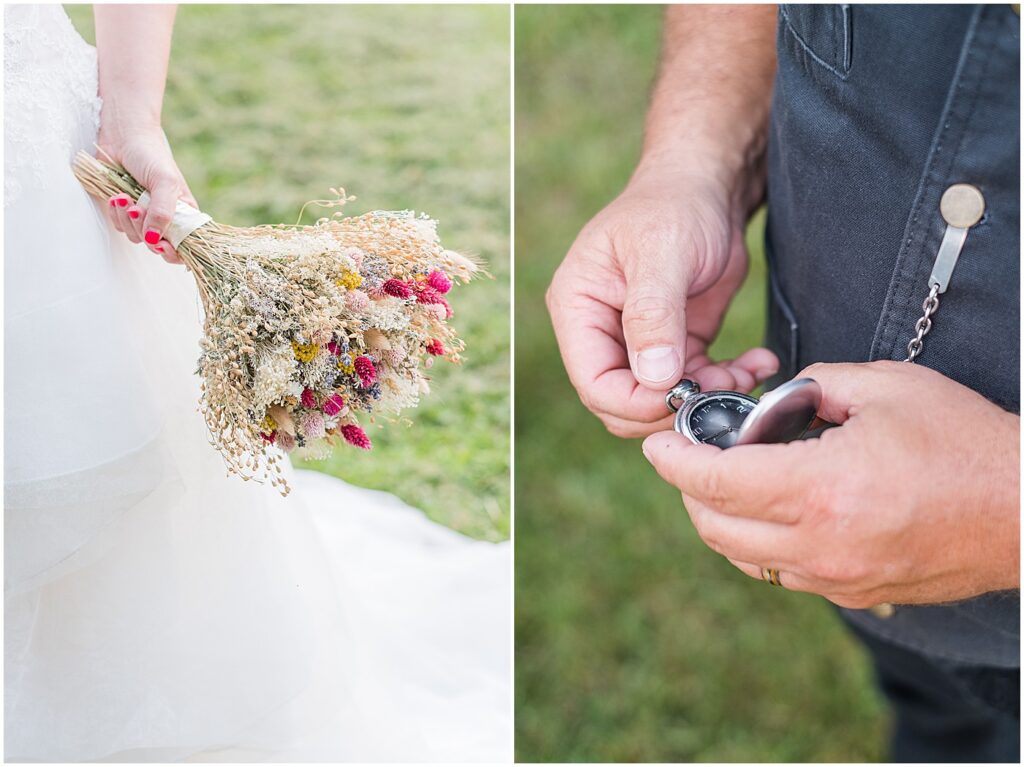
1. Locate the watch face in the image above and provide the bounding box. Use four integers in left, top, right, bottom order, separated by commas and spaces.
683, 393, 757, 448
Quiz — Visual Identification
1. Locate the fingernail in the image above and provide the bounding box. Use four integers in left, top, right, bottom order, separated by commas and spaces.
144, 230, 160, 244
109, 198, 117, 207
116, 196, 129, 207
635, 346, 681, 384
128, 208, 140, 219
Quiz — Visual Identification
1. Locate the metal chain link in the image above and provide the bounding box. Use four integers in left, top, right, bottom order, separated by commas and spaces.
904, 283, 941, 363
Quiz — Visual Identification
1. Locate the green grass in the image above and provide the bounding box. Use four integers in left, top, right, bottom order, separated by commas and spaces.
67, 4, 510, 541
514, 5, 887, 761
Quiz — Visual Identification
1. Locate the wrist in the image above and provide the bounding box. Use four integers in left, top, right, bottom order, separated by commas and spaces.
630, 130, 765, 232
98, 99, 163, 146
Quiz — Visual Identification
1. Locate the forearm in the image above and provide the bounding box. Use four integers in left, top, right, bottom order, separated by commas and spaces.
980, 412, 1020, 593
94, 4, 177, 137
636, 5, 777, 215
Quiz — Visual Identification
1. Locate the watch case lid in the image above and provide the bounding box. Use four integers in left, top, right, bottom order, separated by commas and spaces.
734, 377, 821, 447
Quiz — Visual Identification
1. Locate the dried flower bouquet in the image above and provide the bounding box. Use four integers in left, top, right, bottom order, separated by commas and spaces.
73, 151, 478, 495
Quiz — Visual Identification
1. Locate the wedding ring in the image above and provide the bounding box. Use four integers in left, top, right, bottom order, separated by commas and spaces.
760, 567, 783, 587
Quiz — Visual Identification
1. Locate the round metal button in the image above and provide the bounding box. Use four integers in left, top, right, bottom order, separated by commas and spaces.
940, 184, 985, 228
869, 602, 895, 619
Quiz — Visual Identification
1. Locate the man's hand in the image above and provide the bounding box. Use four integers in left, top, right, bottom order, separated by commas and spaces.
547, 171, 779, 438
643, 361, 1021, 608
546, 5, 779, 438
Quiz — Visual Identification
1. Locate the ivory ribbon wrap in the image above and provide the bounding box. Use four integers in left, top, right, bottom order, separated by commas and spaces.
137, 191, 213, 248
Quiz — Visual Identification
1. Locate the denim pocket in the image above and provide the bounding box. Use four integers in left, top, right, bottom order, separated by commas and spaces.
763, 239, 800, 382
779, 4, 853, 79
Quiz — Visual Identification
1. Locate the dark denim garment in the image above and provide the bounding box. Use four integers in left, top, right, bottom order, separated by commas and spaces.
764, 2, 1020, 672
848, 619, 1019, 762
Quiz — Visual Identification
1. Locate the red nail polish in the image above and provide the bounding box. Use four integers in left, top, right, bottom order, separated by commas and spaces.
128, 209, 140, 219
144, 230, 160, 244
116, 197, 129, 207
154, 244, 164, 253
109, 198, 117, 207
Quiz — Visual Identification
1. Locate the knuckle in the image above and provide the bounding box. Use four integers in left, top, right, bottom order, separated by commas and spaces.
806, 550, 869, 586
623, 294, 677, 333
545, 271, 565, 313
146, 209, 173, 229
600, 418, 629, 439
803, 472, 850, 526
578, 387, 600, 414
699, 532, 724, 556
800, 361, 828, 379
805, 553, 845, 583
686, 505, 720, 551
150, 169, 180, 189
696, 530, 728, 558
699, 469, 730, 509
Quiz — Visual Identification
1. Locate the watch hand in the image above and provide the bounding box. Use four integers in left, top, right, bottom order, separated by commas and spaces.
706, 426, 733, 442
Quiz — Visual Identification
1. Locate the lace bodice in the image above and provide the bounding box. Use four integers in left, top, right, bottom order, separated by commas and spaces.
4, 5, 102, 205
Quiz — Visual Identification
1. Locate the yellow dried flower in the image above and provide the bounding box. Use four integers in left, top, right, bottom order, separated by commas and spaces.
260, 414, 277, 432
335, 270, 363, 290
292, 341, 319, 363
337, 357, 356, 374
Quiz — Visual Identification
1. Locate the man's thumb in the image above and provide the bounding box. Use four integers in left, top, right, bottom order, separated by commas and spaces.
622, 271, 689, 389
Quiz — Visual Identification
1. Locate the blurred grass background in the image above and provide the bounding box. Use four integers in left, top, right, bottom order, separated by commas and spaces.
67, 4, 510, 541
514, 5, 887, 761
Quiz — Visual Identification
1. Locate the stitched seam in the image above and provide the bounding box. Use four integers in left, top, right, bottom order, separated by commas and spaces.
902, 11, 997, 363
841, 5, 852, 72
868, 9, 983, 361
779, 5, 852, 80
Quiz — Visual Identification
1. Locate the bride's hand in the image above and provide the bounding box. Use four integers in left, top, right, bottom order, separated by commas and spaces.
97, 124, 197, 265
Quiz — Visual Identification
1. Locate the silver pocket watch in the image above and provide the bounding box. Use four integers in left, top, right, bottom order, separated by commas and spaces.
665, 377, 822, 448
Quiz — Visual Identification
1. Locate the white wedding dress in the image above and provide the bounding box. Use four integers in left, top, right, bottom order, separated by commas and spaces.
4, 6, 511, 762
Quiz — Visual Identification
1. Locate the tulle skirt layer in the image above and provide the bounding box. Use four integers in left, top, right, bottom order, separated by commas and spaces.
5, 203, 511, 763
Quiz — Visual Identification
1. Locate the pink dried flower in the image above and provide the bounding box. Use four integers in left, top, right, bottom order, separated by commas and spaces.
427, 270, 452, 294
341, 424, 372, 450
277, 432, 296, 453
354, 356, 377, 387
327, 341, 341, 356
310, 327, 332, 345
323, 393, 345, 416
426, 339, 445, 356
299, 411, 326, 440
260, 431, 277, 445
415, 285, 454, 317
415, 285, 442, 305
301, 388, 316, 408
346, 290, 370, 312
380, 347, 407, 367
382, 278, 413, 299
